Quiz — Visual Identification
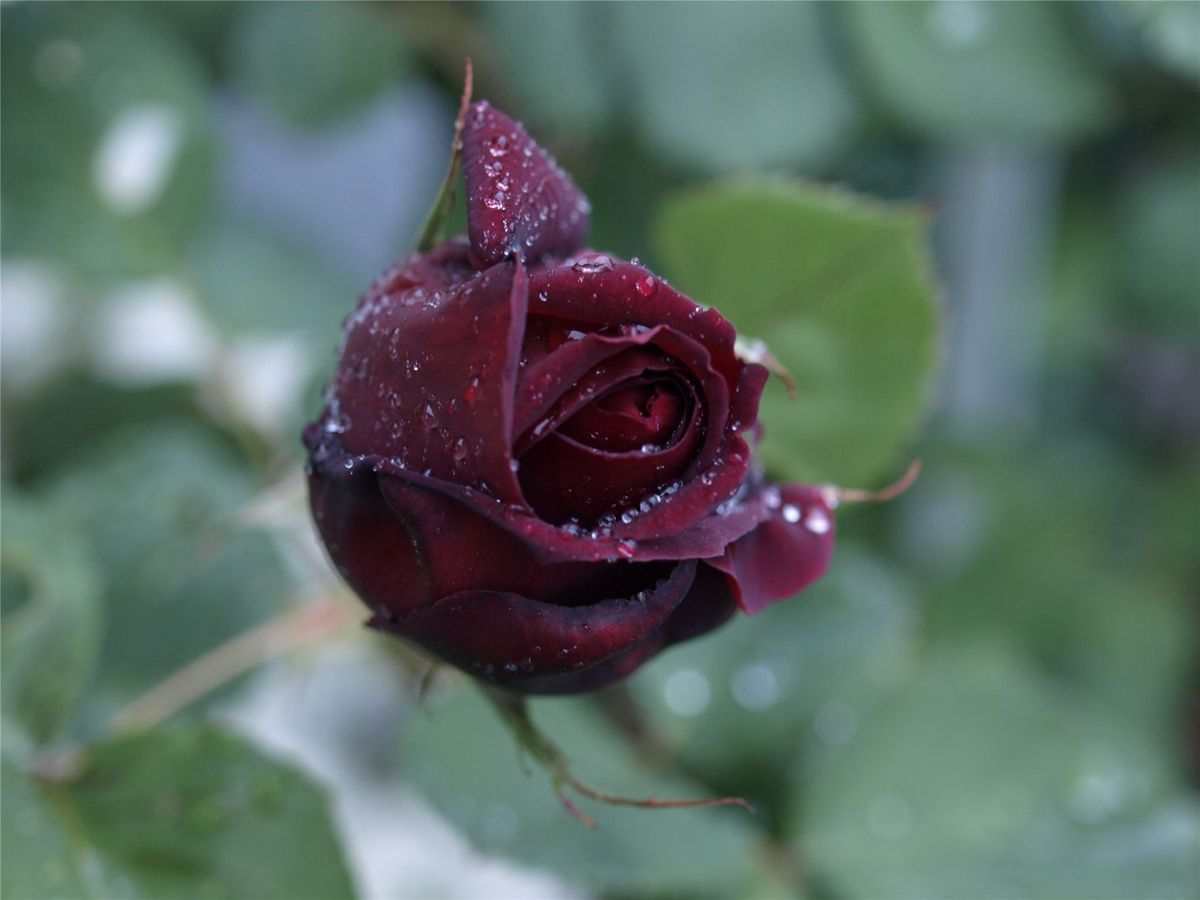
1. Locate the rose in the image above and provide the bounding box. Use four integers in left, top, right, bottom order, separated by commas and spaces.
303, 99, 836, 694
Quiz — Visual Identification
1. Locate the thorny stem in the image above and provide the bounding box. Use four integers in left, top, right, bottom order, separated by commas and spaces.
481, 685, 754, 828
821, 459, 922, 509
415, 58, 473, 252
107, 599, 357, 735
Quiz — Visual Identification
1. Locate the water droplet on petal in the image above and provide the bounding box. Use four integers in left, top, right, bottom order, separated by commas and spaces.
451, 437, 468, 462
616, 540, 637, 560
464, 376, 481, 405
782, 504, 801, 524
572, 253, 614, 274
804, 507, 831, 534
635, 275, 657, 297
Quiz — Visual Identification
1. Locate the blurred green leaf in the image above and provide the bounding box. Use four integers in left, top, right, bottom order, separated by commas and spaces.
628, 546, 918, 812
840, 1, 1113, 143
1114, 148, 1200, 336
797, 648, 1199, 900
612, 2, 859, 172
403, 685, 761, 895
2, 725, 354, 899
183, 219, 353, 343
485, 2, 615, 136
3, 375, 199, 483
0, 4, 217, 281
45, 423, 289, 727
912, 450, 1195, 744
1, 493, 102, 755
229, 3, 408, 129
655, 179, 939, 486
2, 762, 96, 898
1116, 0, 1200, 82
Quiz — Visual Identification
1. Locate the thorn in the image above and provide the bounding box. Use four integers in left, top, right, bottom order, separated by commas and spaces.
821, 459, 922, 509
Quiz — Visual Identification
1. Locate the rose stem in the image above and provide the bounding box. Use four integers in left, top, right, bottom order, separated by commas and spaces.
106, 598, 357, 735
414, 58, 473, 253
822, 458, 923, 508
481, 685, 754, 827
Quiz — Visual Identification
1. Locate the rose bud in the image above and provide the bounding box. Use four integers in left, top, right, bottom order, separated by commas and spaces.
303, 99, 836, 694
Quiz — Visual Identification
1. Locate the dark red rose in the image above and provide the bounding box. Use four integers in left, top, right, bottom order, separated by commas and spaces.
303, 100, 835, 694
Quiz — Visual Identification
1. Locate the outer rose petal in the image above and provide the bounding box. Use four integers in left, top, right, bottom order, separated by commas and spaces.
331, 245, 527, 504
462, 101, 590, 268
375, 559, 698, 694
306, 433, 680, 613
708, 484, 836, 615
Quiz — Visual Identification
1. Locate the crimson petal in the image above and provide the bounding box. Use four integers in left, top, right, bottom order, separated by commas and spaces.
331, 251, 527, 504
376, 559, 699, 693
462, 101, 590, 268
708, 485, 836, 615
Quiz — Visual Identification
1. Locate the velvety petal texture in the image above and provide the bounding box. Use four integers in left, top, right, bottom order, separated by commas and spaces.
462, 101, 590, 268
303, 98, 837, 694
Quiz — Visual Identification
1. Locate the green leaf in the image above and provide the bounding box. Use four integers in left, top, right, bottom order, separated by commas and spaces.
655, 179, 940, 486
916, 449, 1195, 744
229, 3, 408, 129
1115, 0, 1200, 83
1113, 148, 1200, 336
611, 2, 859, 172
840, 1, 1114, 143
0, 5, 217, 281
484, 2, 615, 136
795, 648, 1199, 900
403, 685, 761, 895
2, 725, 355, 899
628, 545, 919, 808
45, 423, 290, 726
2, 762, 97, 898
1, 493, 102, 755
183, 219, 353, 343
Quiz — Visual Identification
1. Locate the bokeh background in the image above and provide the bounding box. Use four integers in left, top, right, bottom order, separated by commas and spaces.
2, 2, 1198, 898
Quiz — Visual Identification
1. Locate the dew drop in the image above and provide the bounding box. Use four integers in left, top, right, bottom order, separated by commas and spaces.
464, 376, 481, 405
419, 403, 437, 428
616, 540, 637, 559
572, 253, 614, 274
451, 437, 468, 462
782, 504, 801, 524
804, 507, 831, 534
634, 275, 657, 297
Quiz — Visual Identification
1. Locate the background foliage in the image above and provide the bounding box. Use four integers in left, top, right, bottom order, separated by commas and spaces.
2, 2, 1197, 898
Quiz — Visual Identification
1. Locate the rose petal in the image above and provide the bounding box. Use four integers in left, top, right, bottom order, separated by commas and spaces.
529, 259, 751, 398
558, 377, 687, 453
504, 562, 738, 694
518, 403, 701, 524
331, 252, 527, 504
708, 484, 836, 615
374, 454, 770, 565
374, 559, 698, 692
462, 101, 590, 268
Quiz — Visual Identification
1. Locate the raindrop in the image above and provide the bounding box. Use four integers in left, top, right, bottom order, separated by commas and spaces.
464, 376, 482, 405
926, 0, 990, 48
634, 275, 657, 297
616, 540, 637, 560
868, 794, 913, 839
804, 508, 831, 534
572, 253, 615, 274
663, 669, 711, 717
814, 701, 858, 746
782, 504, 801, 524
419, 403, 438, 428
730, 662, 780, 710
451, 437, 468, 462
